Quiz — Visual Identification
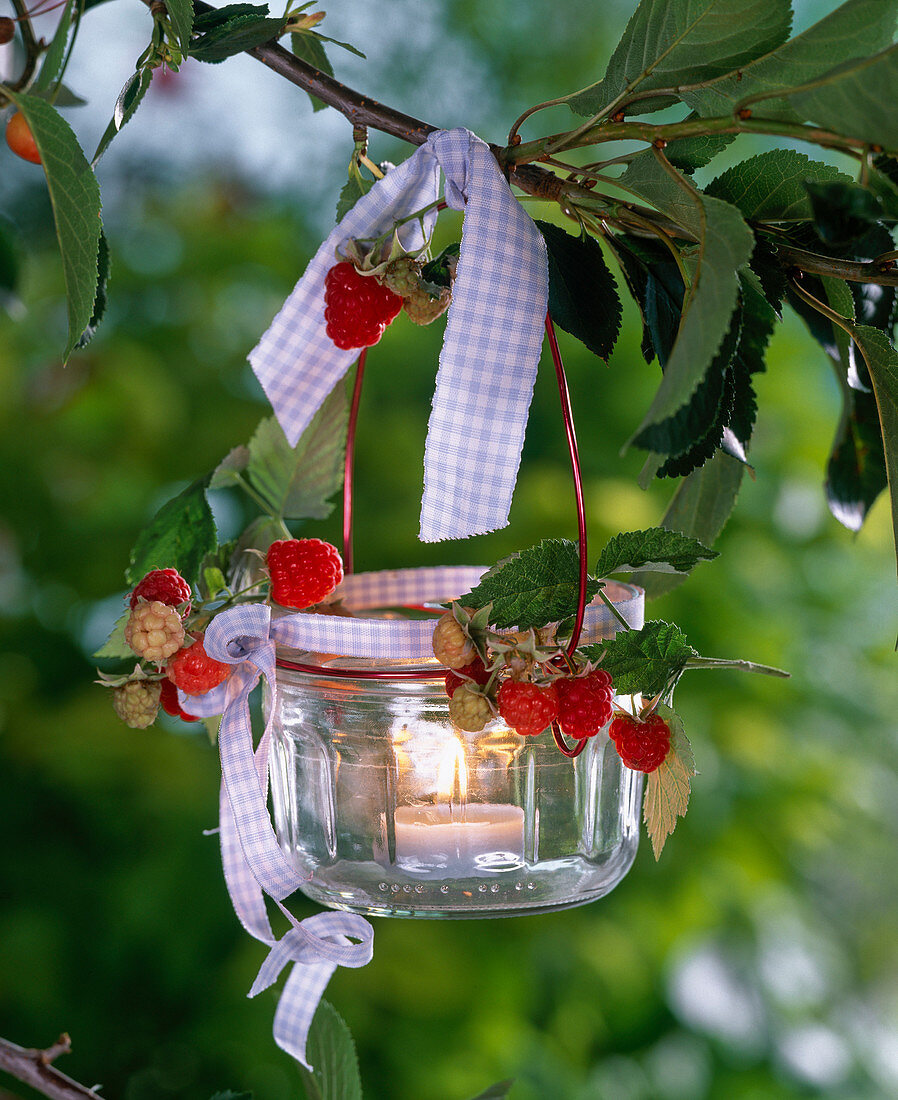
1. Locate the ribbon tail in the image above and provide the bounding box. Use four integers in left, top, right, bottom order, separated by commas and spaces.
220, 780, 275, 944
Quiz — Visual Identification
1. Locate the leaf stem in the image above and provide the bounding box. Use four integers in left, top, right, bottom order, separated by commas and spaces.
683, 657, 790, 677
596, 588, 633, 632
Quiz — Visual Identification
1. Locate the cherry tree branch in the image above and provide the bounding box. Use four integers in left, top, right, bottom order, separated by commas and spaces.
0, 1034, 102, 1100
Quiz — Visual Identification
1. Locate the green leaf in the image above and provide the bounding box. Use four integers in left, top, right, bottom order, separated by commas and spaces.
665, 125, 736, 172
569, 0, 792, 116
536, 221, 622, 361
682, 0, 898, 122
468, 1084, 515, 1100
0, 216, 22, 314
787, 43, 898, 153
75, 229, 110, 350
92, 609, 132, 660
584, 621, 697, 696
826, 386, 888, 532
611, 235, 684, 366
705, 150, 852, 223
292, 31, 333, 111
842, 325, 898, 578
335, 171, 372, 224
460, 539, 600, 630
619, 156, 754, 444
31, 0, 76, 93
634, 451, 745, 598
126, 477, 218, 587
245, 381, 347, 520
597, 527, 718, 576
165, 0, 194, 53
190, 9, 285, 62
93, 67, 154, 166
209, 445, 251, 490
298, 1000, 362, 1100
805, 181, 891, 248
0, 89, 102, 361
643, 706, 694, 859
315, 32, 365, 60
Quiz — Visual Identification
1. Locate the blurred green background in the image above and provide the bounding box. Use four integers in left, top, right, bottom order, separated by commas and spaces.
1, 2, 897, 1098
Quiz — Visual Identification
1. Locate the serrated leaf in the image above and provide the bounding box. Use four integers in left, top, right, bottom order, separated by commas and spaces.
335, 172, 372, 223
31, 0, 76, 93
93, 67, 154, 166
209, 445, 251, 490
460, 539, 599, 630
34, 83, 87, 108
826, 386, 887, 532
569, 0, 792, 117
191, 12, 285, 62
787, 43, 898, 153
127, 477, 217, 587
585, 621, 697, 695
468, 1083, 515, 1100
1, 90, 102, 361
292, 30, 333, 111
611, 235, 685, 366
805, 181, 890, 248
619, 157, 754, 445
245, 381, 347, 520
705, 150, 851, 223
749, 236, 787, 314
597, 527, 718, 576
727, 268, 776, 446
643, 708, 694, 859
682, 0, 898, 122
315, 32, 365, 59
634, 451, 744, 598
92, 608, 132, 659
165, 0, 194, 52
298, 1000, 362, 1100
536, 221, 622, 361
665, 125, 736, 172
75, 229, 110, 350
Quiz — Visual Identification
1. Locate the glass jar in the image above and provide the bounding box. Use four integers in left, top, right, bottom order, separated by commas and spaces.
268, 656, 643, 919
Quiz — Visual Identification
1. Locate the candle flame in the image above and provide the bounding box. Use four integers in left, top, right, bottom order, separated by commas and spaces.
436, 737, 467, 804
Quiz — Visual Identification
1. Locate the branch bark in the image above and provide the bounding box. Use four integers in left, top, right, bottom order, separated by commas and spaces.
0, 1035, 102, 1100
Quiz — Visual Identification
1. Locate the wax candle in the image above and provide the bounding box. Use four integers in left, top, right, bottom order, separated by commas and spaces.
392, 802, 525, 876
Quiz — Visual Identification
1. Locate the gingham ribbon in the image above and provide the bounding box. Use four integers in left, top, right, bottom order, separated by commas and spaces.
183, 569, 644, 1068
248, 127, 549, 543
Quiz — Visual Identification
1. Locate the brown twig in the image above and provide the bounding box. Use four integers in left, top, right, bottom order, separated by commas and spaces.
0, 1034, 103, 1100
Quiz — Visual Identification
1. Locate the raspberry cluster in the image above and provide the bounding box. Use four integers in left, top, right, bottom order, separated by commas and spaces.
444, 657, 490, 698
267, 538, 344, 609
609, 713, 671, 773
379, 257, 451, 327
167, 635, 232, 696
324, 262, 402, 350
159, 679, 199, 723
431, 611, 477, 669
112, 680, 161, 729
129, 568, 192, 611
556, 669, 614, 739
497, 680, 559, 737
124, 600, 185, 664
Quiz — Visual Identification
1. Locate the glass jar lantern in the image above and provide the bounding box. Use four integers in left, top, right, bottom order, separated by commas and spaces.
269, 642, 643, 919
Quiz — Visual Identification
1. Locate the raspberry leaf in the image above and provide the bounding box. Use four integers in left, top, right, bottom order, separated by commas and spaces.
704, 150, 851, 222
243, 380, 347, 520
582, 620, 697, 695
596, 527, 718, 576
459, 539, 600, 630
643, 706, 694, 860
126, 476, 217, 588
536, 221, 622, 361
298, 999, 363, 1100
292, 30, 334, 113
92, 609, 132, 660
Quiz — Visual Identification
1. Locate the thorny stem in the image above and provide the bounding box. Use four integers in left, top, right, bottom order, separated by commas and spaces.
0, 1034, 102, 1100
5, 0, 43, 93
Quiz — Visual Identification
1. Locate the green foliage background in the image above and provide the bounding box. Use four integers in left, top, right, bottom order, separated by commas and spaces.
1, 3, 897, 1098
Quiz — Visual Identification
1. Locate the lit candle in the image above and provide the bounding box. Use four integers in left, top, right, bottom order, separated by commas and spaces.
391, 735, 525, 876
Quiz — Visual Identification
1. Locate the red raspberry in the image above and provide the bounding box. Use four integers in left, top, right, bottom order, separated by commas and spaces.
445, 657, 490, 699
556, 675, 614, 739
585, 668, 613, 692
112, 680, 161, 728
267, 538, 344, 609
167, 635, 232, 696
324, 262, 402, 350
431, 610, 477, 669
159, 678, 199, 723
124, 600, 185, 663
448, 682, 493, 732
129, 568, 192, 612
609, 713, 671, 772
498, 680, 559, 737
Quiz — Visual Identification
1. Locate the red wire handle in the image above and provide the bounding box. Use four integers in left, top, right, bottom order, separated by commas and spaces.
278, 313, 592, 699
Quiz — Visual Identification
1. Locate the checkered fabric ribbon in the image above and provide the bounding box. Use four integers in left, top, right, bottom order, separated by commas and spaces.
248, 127, 549, 543
181, 569, 644, 1068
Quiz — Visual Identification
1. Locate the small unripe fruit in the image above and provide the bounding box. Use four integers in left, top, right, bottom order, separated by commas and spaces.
112, 680, 162, 728
0, 17, 15, 44
432, 611, 476, 669
5, 111, 41, 165
448, 683, 493, 732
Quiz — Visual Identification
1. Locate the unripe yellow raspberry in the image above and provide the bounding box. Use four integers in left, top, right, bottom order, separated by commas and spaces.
432, 611, 476, 669
112, 680, 162, 728
125, 600, 185, 663
448, 683, 493, 732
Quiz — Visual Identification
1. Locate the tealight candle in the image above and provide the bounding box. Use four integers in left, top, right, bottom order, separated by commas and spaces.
393, 802, 525, 875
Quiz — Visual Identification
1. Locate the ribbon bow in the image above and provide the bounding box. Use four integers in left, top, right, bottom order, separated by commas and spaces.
248, 127, 549, 543
180, 606, 375, 1069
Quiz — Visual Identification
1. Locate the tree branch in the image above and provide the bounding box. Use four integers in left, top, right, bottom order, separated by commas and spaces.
0, 1034, 102, 1100
191, 0, 898, 287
